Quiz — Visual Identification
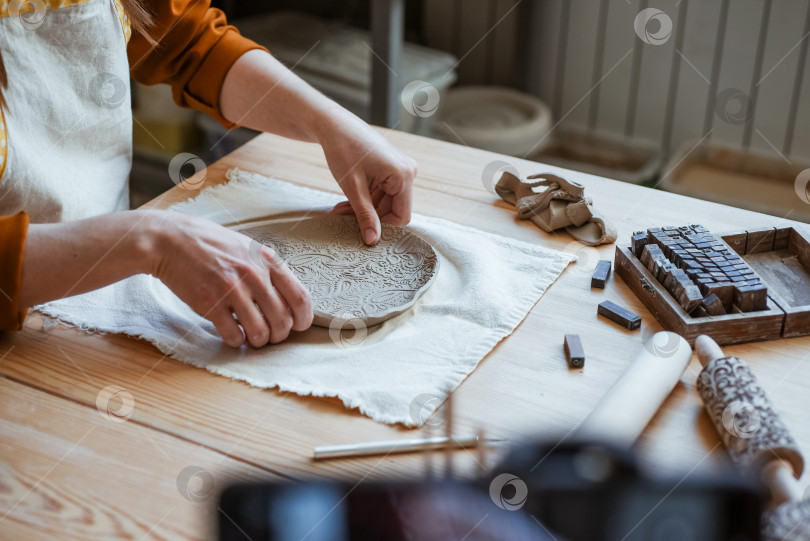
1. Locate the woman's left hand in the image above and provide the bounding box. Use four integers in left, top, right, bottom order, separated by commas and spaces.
318, 111, 418, 246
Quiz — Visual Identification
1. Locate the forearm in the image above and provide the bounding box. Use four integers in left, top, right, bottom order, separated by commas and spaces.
219, 48, 417, 245
18, 211, 156, 308
219, 49, 353, 143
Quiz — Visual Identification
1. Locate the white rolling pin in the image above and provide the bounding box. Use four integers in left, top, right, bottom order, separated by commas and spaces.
576, 331, 692, 446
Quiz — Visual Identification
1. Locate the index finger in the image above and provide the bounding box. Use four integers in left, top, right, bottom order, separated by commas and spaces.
338, 174, 382, 244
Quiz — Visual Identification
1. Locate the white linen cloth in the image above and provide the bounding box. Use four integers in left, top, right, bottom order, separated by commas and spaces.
38, 169, 574, 425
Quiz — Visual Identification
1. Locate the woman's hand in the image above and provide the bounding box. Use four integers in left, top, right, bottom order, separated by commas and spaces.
317, 110, 418, 245
19, 210, 313, 347
147, 212, 313, 347
220, 50, 418, 245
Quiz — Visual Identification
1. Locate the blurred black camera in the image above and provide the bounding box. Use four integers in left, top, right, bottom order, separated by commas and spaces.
219, 440, 762, 541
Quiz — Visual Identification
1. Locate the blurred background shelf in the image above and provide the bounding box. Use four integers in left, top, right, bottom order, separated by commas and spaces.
130, 0, 810, 223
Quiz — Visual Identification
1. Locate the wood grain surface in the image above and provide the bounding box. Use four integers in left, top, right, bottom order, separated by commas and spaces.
0, 377, 273, 540
2, 128, 810, 538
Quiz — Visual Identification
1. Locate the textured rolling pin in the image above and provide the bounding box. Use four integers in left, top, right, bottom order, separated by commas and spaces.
695, 335, 809, 541
576, 331, 692, 446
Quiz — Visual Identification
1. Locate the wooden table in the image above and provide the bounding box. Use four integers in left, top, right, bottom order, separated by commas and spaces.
2, 129, 809, 538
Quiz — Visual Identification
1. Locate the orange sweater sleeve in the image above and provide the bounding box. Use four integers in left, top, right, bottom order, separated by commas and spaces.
0, 212, 29, 331
127, 0, 267, 128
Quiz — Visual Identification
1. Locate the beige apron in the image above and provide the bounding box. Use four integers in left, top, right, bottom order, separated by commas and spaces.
0, 0, 132, 223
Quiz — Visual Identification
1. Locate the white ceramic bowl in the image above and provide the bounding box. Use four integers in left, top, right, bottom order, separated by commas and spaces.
436, 86, 553, 157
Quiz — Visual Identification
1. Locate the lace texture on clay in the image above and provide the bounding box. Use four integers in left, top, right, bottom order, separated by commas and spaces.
241, 214, 439, 324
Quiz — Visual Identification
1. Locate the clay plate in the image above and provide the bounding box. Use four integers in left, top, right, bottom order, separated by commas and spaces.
237, 212, 439, 327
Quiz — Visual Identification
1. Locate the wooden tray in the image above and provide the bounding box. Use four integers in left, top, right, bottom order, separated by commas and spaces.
615, 226, 810, 346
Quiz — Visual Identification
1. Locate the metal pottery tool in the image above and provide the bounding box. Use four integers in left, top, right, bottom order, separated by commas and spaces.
695, 334, 809, 541
312, 433, 502, 460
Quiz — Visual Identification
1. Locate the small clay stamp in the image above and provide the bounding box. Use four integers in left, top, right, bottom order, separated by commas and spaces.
631, 231, 650, 257
701, 293, 726, 316
597, 300, 642, 330
676, 284, 703, 313
564, 334, 585, 368
591, 260, 612, 289
734, 285, 768, 312
657, 261, 676, 283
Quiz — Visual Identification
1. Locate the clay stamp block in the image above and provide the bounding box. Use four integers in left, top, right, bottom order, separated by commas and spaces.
631, 231, 650, 257
734, 286, 756, 312
680, 257, 696, 269
591, 260, 612, 289
663, 271, 677, 293
664, 268, 688, 294
670, 249, 689, 266
701, 293, 726, 316
734, 285, 768, 312
641, 243, 662, 269
658, 261, 676, 284
745, 227, 776, 254
651, 256, 668, 281
751, 286, 768, 311
564, 334, 585, 368
675, 283, 703, 313
640, 245, 652, 267
701, 282, 735, 308
598, 300, 642, 330
685, 267, 702, 279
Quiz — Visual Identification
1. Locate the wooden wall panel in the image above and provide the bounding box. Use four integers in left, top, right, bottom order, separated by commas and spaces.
421, 0, 810, 166
709, 0, 766, 149
456, 0, 493, 84
631, 0, 682, 145
591, 0, 638, 141
556, 0, 601, 129
490, 0, 520, 86
665, 1, 724, 157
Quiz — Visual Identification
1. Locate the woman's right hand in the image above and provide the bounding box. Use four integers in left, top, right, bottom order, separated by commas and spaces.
145, 211, 313, 347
